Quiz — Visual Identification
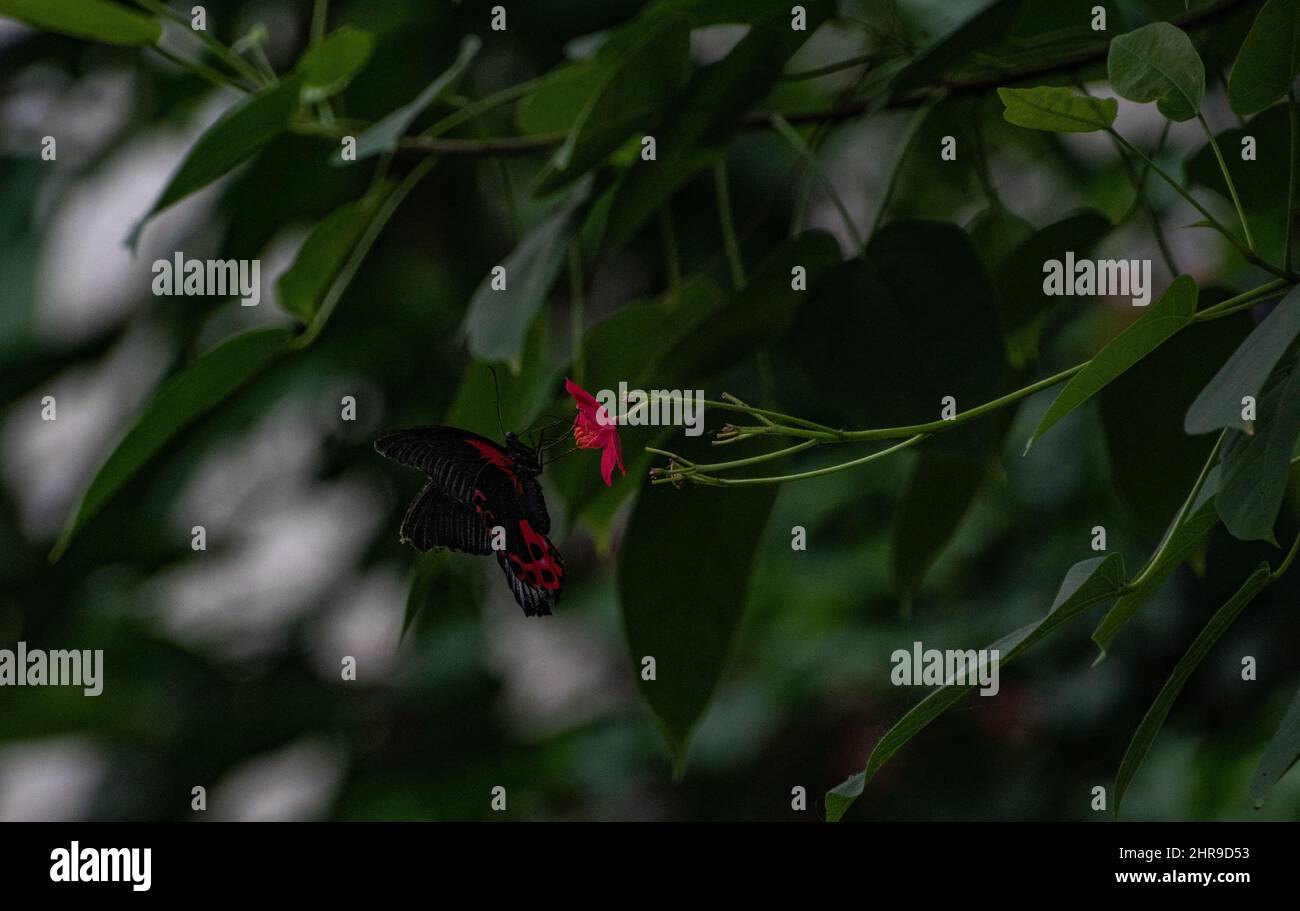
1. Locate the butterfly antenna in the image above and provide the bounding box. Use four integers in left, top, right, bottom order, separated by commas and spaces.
487, 365, 508, 437
542, 444, 582, 465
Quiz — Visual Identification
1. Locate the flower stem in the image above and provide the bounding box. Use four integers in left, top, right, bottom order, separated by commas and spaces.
665, 434, 928, 486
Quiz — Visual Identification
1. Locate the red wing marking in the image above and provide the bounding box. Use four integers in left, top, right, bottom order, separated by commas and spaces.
466, 439, 523, 494
506, 519, 564, 592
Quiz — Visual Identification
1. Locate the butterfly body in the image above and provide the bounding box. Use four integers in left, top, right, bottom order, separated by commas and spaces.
375, 426, 564, 617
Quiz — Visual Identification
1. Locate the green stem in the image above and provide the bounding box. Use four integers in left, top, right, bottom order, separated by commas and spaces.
659, 208, 682, 303
1108, 128, 1288, 279
296, 157, 436, 347
779, 53, 876, 81
1288, 89, 1297, 273
1272, 530, 1300, 579
1198, 113, 1255, 252
840, 363, 1085, 441
870, 96, 938, 238
670, 435, 928, 486
1128, 431, 1224, 591
148, 44, 246, 92
1192, 278, 1290, 321
714, 160, 746, 289
311, 0, 329, 46
770, 114, 864, 250
131, 0, 267, 88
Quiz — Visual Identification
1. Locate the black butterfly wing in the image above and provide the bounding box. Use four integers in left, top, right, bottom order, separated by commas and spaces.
494, 482, 565, 617
375, 426, 518, 506
399, 482, 493, 554
377, 425, 564, 616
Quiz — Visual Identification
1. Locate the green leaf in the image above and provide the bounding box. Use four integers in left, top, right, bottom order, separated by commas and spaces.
826, 553, 1126, 821
619, 450, 778, 775
1185, 285, 1300, 434
277, 196, 377, 323
352, 36, 480, 160
967, 206, 1035, 275
297, 26, 374, 103
997, 86, 1118, 132
891, 450, 987, 611
1107, 22, 1205, 122
0, 0, 160, 46
889, 1, 1121, 99
1101, 304, 1253, 540
598, 0, 831, 250
639, 0, 794, 26
993, 210, 1111, 368
1028, 275, 1198, 451
517, 62, 603, 136
1217, 352, 1300, 542
461, 202, 579, 368
1251, 680, 1300, 804
655, 231, 841, 384
789, 221, 1005, 458
128, 76, 302, 248
1228, 0, 1300, 116
1114, 564, 1272, 817
51, 327, 293, 560
1091, 471, 1221, 660
534, 14, 689, 194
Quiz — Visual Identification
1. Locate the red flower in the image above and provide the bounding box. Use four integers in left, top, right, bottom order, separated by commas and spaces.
565, 378, 624, 486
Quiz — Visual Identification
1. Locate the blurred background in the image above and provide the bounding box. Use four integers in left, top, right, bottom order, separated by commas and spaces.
1, 0, 1299, 821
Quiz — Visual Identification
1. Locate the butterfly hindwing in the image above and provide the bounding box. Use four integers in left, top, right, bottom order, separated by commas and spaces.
495, 503, 565, 617
400, 482, 493, 554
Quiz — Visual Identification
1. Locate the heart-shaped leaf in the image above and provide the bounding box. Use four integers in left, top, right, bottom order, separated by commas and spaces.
1108, 22, 1205, 122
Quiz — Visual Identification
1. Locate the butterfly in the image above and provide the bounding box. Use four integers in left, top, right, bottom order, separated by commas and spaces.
374, 426, 565, 617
